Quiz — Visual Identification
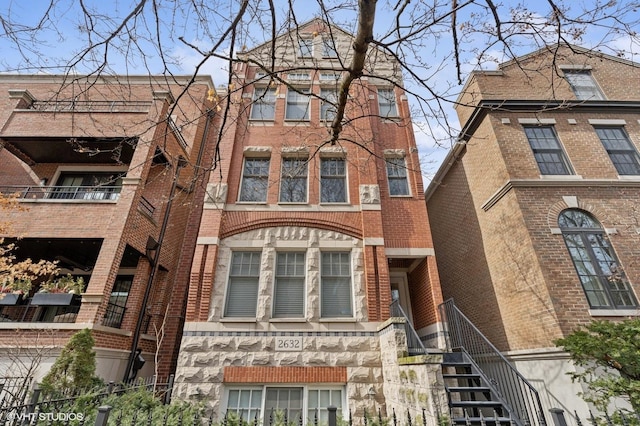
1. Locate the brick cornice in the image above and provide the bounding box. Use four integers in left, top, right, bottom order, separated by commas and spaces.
481, 178, 640, 212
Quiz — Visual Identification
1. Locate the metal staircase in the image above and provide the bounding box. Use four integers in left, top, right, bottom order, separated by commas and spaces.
439, 299, 547, 426
389, 299, 546, 425
442, 351, 513, 425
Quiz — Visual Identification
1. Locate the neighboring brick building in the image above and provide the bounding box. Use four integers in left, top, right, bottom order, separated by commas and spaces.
173, 20, 445, 421
426, 45, 640, 418
0, 74, 219, 382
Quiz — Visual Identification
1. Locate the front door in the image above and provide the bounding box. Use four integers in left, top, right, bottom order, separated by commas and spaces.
390, 273, 413, 325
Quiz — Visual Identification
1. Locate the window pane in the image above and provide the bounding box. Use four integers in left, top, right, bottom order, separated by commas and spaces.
273, 252, 305, 318
559, 209, 637, 309
320, 88, 337, 121
595, 127, 640, 175
240, 158, 269, 202
225, 252, 261, 317
308, 388, 343, 425
378, 89, 397, 117
321, 252, 352, 317
524, 127, 571, 175
322, 39, 338, 58
564, 71, 604, 100
298, 39, 313, 57
320, 158, 346, 203
250, 88, 276, 120
386, 158, 409, 196
227, 389, 262, 423
264, 388, 303, 425
286, 89, 310, 120
280, 158, 307, 203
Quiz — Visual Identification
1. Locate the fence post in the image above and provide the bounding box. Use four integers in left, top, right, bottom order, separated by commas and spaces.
22, 383, 41, 424
549, 408, 568, 426
328, 406, 337, 426
164, 374, 175, 404
95, 406, 112, 426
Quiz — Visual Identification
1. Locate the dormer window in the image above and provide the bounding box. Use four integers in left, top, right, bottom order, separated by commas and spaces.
563, 70, 604, 100
322, 38, 338, 58
298, 38, 313, 58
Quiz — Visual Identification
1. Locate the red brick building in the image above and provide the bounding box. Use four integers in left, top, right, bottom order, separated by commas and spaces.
173, 20, 445, 421
427, 45, 640, 419
0, 74, 219, 382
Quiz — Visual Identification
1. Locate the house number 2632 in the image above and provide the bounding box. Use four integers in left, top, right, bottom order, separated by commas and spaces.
275, 336, 303, 351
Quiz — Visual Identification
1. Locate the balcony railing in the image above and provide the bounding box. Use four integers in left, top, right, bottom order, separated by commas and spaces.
0, 304, 79, 324
0, 185, 121, 201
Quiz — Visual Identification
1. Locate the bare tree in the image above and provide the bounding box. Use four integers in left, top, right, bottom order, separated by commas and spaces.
0, 0, 638, 163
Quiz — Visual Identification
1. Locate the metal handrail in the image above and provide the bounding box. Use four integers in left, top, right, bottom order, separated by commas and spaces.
0, 185, 121, 201
439, 299, 546, 426
389, 299, 428, 356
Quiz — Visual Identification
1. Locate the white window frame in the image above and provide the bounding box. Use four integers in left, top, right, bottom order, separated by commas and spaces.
272, 251, 306, 318
385, 157, 411, 196
319, 73, 341, 81
288, 73, 310, 81
377, 88, 398, 118
321, 38, 338, 58
279, 157, 308, 203
563, 70, 605, 100
285, 87, 311, 121
298, 38, 313, 58
320, 157, 348, 204
320, 88, 338, 122
223, 251, 262, 318
320, 251, 353, 318
238, 157, 270, 203
224, 387, 263, 423
224, 385, 345, 426
250, 87, 277, 120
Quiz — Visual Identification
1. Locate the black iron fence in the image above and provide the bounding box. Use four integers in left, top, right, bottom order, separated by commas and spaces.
0, 376, 33, 411
439, 299, 546, 426
0, 375, 174, 426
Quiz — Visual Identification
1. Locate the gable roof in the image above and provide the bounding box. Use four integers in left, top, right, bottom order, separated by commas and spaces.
499, 43, 640, 70
239, 17, 355, 57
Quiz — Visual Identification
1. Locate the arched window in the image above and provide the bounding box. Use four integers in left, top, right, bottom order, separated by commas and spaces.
559, 209, 637, 309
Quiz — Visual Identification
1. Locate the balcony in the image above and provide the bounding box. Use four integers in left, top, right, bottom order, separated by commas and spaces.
0, 185, 121, 201
0, 301, 80, 324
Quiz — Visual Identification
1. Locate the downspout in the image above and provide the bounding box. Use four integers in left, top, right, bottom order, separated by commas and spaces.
123, 155, 188, 382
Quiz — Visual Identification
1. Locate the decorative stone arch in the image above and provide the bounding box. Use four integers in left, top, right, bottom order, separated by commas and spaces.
220, 217, 363, 240
547, 196, 608, 234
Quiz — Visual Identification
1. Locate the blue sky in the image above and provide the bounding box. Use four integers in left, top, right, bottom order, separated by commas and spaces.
1, 0, 639, 179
